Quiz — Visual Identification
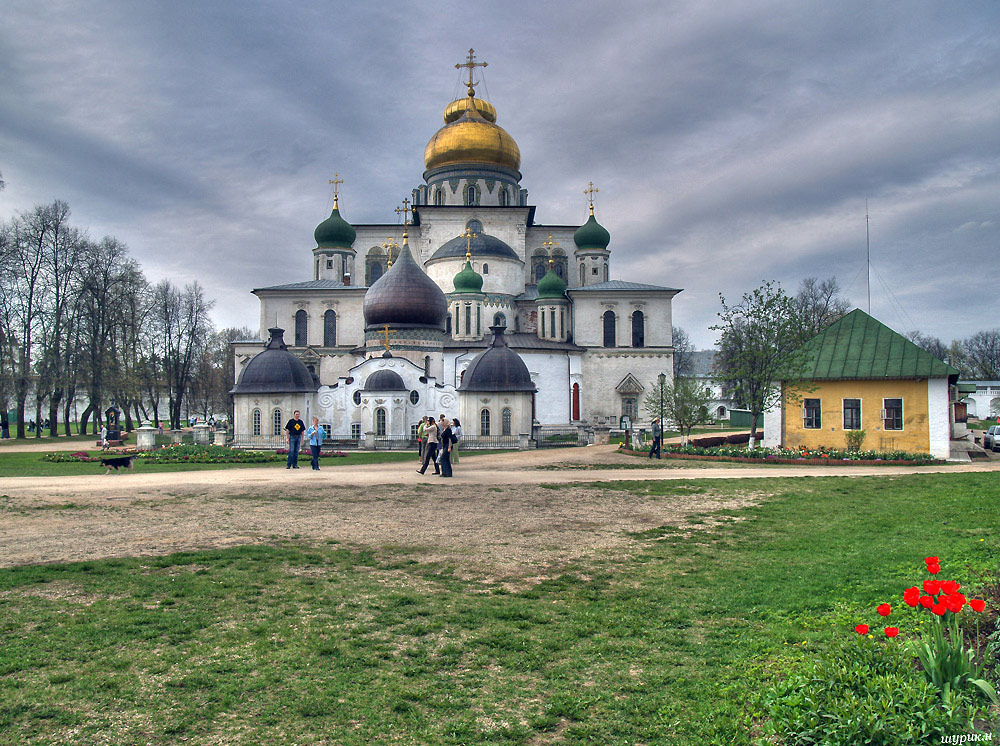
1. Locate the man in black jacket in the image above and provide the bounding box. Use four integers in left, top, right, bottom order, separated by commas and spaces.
284, 410, 306, 469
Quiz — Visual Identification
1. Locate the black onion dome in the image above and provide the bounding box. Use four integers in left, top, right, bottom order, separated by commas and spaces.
431, 233, 520, 262
364, 369, 407, 391
363, 243, 448, 330
231, 328, 318, 394
459, 326, 536, 392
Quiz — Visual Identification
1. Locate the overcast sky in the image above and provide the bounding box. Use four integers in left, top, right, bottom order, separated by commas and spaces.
2, 0, 997, 349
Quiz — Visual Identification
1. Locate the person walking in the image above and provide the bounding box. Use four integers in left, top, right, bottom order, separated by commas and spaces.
439, 418, 456, 477
284, 410, 305, 469
100, 424, 109, 451
417, 416, 440, 475
416, 417, 427, 462
649, 417, 662, 459
305, 417, 325, 471
451, 418, 462, 464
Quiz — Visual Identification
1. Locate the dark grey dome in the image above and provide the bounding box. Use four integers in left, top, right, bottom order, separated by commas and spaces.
364, 369, 406, 391
231, 328, 318, 394
459, 326, 536, 392
363, 242, 448, 330
430, 232, 520, 262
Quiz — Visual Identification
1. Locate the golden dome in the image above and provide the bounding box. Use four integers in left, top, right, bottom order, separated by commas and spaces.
443, 97, 496, 123
424, 96, 520, 172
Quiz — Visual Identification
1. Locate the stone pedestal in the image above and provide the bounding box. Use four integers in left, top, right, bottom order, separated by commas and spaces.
363, 431, 375, 450
212, 428, 227, 445
593, 426, 610, 445
518, 433, 530, 450
171, 429, 184, 444
136, 423, 157, 451
193, 423, 210, 445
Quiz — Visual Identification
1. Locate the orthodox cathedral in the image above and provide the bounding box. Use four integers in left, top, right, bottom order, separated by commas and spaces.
231, 51, 681, 446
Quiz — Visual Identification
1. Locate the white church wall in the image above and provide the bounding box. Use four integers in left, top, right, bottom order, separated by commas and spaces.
256, 292, 366, 349
523, 352, 571, 424
927, 378, 951, 459
579, 352, 674, 425
569, 292, 675, 348
426, 256, 523, 297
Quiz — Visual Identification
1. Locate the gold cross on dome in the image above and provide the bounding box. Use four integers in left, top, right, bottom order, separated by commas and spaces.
382, 237, 399, 267
461, 226, 477, 261
394, 198, 412, 226
584, 181, 599, 213
455, 48, 487, 96
328, 173, 344, 207
542, 235, 558, 267
381, 325, 392, 352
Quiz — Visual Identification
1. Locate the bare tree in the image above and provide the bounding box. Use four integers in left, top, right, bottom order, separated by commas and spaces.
794, 276, 851, 338
671, 326, 695, 378
962, 330, 1000, 380
906, 331, 950, 363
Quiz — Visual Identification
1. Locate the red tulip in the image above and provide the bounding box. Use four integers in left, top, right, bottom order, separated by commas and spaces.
970, 599, 986, 613
946, 598, 965, 613
941, 581, 960, 594
919, 595, 934, 609
932, 603, 947, 616
923, 580, 941, 595
884, 627, 899, 638
926, 564, 941, 575
903, 595, 919, 608
924, 556, 939, 565
855, 624, 869, 635
876, 603, 891, 617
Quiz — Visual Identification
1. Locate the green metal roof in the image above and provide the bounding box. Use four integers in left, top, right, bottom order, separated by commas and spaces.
956, 382, 978, 394
798, 309, 959, 380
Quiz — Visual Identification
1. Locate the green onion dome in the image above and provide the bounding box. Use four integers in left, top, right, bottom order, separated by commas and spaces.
453, 260, 484, 294
536, 267, 567, 298
313, 199, 356, 249
573, 210, 610, 251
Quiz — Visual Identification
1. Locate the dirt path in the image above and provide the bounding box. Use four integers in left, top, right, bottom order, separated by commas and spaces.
2, 445, 996, 573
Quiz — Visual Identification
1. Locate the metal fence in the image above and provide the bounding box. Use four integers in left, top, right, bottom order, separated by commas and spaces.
460, 435, 520, 450
373, 436, 417, 451
229, 434, 287, 450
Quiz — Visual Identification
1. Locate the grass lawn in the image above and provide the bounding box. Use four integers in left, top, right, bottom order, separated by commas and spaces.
0, 449, 424, 478
0, 432, 98, 447
0, 473, 997, 744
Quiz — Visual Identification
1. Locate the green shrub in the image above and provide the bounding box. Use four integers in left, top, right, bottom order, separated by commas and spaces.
765, 638, 985, 745
845, 429, 867, 452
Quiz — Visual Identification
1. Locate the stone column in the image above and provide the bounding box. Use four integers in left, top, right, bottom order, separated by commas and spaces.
363, 430, 376, 451
136, 423, 157, 451
518, 433, 530, 450
171, 429, 184, 444
212, 428, 227, 446
193, 423, 210, 445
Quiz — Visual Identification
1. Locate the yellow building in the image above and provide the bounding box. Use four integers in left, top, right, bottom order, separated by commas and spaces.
763, 310, 959, 458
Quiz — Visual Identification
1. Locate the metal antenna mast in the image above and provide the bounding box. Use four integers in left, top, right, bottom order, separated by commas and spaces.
865, 199, 871, 314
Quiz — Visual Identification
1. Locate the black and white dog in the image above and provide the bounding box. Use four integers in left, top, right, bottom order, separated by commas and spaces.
100, 455, 135, 474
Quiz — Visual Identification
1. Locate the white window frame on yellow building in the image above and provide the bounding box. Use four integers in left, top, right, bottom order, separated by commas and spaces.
882, 397, 904, 431
802, 398, 822, 429
843, 398, 862, 430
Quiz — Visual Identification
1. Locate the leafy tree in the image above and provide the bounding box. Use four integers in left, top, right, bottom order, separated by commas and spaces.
642, 376, 714, 445
712, 281, 813, 441
671, 326, 694, 377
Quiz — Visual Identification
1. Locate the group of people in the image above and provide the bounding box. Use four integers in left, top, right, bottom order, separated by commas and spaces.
416, 415, 462, 478
283, 410, 325, 471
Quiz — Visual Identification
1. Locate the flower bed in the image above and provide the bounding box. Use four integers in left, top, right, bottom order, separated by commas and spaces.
620, 442, 941, 465
42, 451, 101, 463
133, 445, 278, 464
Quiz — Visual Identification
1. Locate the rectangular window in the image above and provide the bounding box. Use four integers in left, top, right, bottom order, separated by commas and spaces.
802, 398, 821, 429
410, 424, 419, 440
592, 267, 599, 275
326, 259, 333, 269
843, 398, 861, 430
351, 423, 361, 440
882, 398, 903, 430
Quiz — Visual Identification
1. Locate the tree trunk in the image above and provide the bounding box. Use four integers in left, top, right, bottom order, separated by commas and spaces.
749, 413, 759, 446
63, 390, 74, 436
48, 392, 62, 437
122, 402, 134, 432
15, 395, 26, 439
79, 402, 93, 435
34, 398, 43, 438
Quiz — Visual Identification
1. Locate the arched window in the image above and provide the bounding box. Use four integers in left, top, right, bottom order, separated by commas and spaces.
502, 408, 512, 436
252, 408, 261, 436
550, 309, 556, 338
480, 408, 491, 436
466, 218, 483, 234
572, 383, 580, 421
368, 262, 383, 285
465, 184, 478, 206
375, 408, 386, 437
482, 263, 489, 274
272, 408, 282, 436
604, 263, 609, 282
540, 310, 545, 337
465, 304, 471, 335
554, 262, 564, 278
324, 310, 337, 347
446, 314, 452, 334
434, 188, 444, 205
631, 310, 644, 348
514, 315, 520, 332
580, 264, 586, 285
294, 310, 308, 346
499, 188, 508, 206
493, 313, 506, 327
603, 310, 616, 348
535, 262, 546, 283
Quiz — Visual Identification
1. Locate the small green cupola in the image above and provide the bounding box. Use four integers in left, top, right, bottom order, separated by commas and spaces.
314, 195, 357, 249
537, 264, 567, 298
453, 258, 484, 294
573, 206, 611, 251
